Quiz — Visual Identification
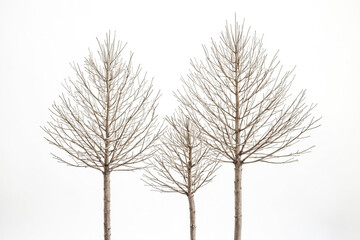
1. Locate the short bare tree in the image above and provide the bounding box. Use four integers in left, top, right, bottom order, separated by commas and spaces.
143, 109, 219, 240
176, 19, 320, 240
42, 33, 160, 240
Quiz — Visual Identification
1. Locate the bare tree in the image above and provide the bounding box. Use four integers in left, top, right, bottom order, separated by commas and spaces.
42, 33, 160, 240
143, 109, 219, 240
176, 19, 320, 240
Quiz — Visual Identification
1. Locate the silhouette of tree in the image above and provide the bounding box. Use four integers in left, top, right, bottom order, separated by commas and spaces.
143, 109, 219, 240
42, 33, 161, 240
176, 19, 320, 240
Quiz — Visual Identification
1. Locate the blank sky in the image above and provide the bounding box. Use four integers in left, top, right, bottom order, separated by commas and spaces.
0, 0, 359, 240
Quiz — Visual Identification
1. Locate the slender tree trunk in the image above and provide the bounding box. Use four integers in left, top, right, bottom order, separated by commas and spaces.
185, 125, 196, 240
234, 162, 242, 240
103, 169, 111, 240
187, 165, 196, 240
188, 193, 196, 240
234, 43, 242, 240
104, 57, 111, 240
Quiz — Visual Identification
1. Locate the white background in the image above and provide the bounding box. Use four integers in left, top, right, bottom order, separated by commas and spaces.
0, 0, 359, 240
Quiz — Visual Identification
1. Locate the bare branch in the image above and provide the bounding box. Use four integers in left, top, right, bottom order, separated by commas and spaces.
43, 32, 161, 173
142, 109, 220, 196
176, 20, 320, 166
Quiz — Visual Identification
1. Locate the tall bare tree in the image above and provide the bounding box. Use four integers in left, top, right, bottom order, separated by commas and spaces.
176, 19, 320, 240
143, 109, 219, 240
42, 33, 160, 240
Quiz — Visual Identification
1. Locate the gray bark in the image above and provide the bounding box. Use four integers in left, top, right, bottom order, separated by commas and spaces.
104, 53, 111, 240
103, 170, 111, 240
188, 194, 196, 240
234, 45, 242, 240
187, 140, 196, 240
234, 163, 242, 240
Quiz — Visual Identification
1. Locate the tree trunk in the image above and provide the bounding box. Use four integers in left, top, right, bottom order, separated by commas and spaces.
103, 170, 111, 240
104, 56, 111, 240
185, 125, 196, 240
188, 193, 196, 240
233, 39, 242, 240
234, 162, 242, 240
